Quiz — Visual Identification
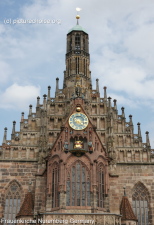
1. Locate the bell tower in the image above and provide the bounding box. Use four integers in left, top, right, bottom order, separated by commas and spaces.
63, 13, 92, 99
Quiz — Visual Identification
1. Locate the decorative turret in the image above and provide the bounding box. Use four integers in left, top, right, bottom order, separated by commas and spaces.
113, 99, 117, 111
11, 121, 16, 139
108, 97, 112, 108
121, 107, 125, 119
37, 96, 40, 106
43, 94, 47, 109
2, 127, 7, 144
29, 104, 32, 116
21, 112, 24, 122
129, 114, 134, 133
146, 131, 150, 147
96, 78, 99, 93
48, 86, 51, 100
56, 77, 59, 93
137, 122, 142, 142
104, 86, 107, 100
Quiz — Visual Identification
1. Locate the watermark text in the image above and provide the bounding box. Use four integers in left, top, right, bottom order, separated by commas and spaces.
3, 18, 61, 25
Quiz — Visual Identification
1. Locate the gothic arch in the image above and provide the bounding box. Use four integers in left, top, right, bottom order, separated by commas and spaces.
48, 155, 60, 164
65, 154, 92, 170
97, 155, 108, 163
3, 179, 23, 193
132, 182, 150, 196
132, 181, 151, 225
3, 180, 22, 221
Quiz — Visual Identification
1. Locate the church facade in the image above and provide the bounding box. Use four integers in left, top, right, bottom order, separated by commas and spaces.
0, 18, 154, 225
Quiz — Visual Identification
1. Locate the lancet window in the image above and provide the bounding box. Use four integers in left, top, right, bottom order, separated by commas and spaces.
97, 164, 105, 208
66, 161, 90, 206
132, 182, 150, 225
51, 163, 59, 208
4, 181, 21, 224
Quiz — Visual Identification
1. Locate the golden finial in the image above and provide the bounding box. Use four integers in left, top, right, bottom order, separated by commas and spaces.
76, 106, 81, 112
76, 7, 82, 25
76, 15, 80, 20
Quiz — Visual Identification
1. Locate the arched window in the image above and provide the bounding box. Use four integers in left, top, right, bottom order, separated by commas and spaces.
66, 161, 90, 206
132, 182, 150, 225
97, 164, 105, 208
51, 163, 59, 208
4, 181, 21, 224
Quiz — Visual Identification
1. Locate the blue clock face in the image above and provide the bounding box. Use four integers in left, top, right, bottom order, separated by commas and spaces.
69, 113, 88, 130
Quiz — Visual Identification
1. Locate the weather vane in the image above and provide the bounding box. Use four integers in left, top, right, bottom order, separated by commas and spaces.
76, 7, 82, 25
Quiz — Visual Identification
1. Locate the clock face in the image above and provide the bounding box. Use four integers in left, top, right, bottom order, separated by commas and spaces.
69, 113, 88, 130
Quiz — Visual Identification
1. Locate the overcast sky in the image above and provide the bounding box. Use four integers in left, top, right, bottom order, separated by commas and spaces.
0, 0, 154, 148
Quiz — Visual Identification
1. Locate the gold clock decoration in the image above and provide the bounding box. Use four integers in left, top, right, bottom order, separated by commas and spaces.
69, 113, 88, 130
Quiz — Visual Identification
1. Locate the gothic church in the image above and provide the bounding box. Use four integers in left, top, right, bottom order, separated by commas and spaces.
0, 15, 154, 225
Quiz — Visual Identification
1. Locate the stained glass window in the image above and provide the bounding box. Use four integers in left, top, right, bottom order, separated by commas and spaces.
132, 182, 149, 225
66, 161, 90, 206
4, 182, 21, 225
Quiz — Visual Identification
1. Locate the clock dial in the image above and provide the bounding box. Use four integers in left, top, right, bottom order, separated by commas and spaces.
69, 113, 88, 130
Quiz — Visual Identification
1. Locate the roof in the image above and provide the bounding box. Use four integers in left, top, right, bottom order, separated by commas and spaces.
16, 191, 34, 217
68, 24, 87, 34
120, 196, 137, 221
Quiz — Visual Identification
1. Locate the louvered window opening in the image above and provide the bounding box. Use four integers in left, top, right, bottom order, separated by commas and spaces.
75, 34, 80, 50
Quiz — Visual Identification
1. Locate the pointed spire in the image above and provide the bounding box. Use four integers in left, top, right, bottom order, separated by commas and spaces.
146, 131, 150, 147
48, 86, 51, 99
11, 121, 16, 139
16, 191, 34, 217
37, 96, 40, 106
3, 127, 7, 144
29, 104, 32, 116
137, 122, 142, 141
96, 78, 99, 93
120, 187, 137, 222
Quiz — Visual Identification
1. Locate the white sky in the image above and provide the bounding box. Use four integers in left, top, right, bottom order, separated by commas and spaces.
0, 0, 154, 148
